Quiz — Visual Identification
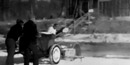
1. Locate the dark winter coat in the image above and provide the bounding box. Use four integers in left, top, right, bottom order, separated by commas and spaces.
6, 24, 23, 41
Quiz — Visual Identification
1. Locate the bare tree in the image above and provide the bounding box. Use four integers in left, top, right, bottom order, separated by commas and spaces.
0, 0, 9, 21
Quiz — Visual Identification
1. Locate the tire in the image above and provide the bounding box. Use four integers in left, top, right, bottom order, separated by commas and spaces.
49, 44, 61, 64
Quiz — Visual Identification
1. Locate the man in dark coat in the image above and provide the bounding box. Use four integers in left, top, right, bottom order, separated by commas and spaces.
19, 20, 38, 65
5, 19, 24, 65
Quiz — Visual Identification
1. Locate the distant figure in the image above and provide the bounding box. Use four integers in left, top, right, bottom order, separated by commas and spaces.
5, 19, 24, 65
19, 20, 38, 65
40, 23, 58, 35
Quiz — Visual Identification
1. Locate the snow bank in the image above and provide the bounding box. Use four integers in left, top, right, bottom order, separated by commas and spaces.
55, 33, 130, 43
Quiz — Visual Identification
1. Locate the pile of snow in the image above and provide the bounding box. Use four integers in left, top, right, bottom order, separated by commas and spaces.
55, 33, 130, 43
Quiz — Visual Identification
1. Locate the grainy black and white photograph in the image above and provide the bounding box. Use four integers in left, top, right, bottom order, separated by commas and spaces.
1, 0, 130, 65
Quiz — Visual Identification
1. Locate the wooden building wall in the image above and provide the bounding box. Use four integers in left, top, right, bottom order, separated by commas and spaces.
99, 0, 130, 17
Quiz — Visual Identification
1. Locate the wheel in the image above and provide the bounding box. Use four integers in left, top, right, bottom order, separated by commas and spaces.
73, 44, 81, 56
49, 44, 61, 64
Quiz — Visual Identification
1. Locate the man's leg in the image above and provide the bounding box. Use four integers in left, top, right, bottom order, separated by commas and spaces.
29, 44, 39, 65
5, 39, 15, 65
24, 49, 30, 65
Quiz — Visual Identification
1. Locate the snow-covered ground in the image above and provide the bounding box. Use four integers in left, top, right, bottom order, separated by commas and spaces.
1, 34, 130, 65
0, 50, 130, 65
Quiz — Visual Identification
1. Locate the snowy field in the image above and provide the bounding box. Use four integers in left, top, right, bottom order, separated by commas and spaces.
0, 50, 130, 65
